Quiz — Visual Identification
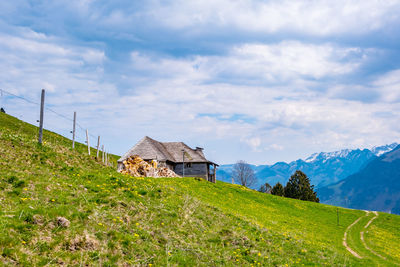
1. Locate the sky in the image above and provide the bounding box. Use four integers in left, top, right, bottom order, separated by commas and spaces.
1, 0, 400, 165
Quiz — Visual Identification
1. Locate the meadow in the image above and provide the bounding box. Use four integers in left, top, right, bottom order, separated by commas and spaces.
0, 112, 399, 266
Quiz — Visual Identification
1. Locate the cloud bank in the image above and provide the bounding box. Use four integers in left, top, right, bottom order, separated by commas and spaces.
1, 1, 400, 164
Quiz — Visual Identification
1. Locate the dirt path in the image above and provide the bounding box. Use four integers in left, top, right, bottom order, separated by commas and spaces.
344, 210, 398, 265
360, 211, 389, 261
342, 212, 366, 259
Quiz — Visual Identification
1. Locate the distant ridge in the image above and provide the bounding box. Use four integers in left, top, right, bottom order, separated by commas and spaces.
305, 143, 398, 163
318, 144, 400, 214
217, 143, 398, 190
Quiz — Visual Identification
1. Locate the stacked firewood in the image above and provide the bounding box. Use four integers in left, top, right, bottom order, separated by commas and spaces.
121, 155, 179, 178
156, 167, 179, 177
121, 155, 154, 177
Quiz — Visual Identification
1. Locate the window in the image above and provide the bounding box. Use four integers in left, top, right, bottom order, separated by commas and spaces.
185, 163, 192, 168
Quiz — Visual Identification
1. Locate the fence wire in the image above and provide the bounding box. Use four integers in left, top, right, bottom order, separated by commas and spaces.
0, 88, 112, 165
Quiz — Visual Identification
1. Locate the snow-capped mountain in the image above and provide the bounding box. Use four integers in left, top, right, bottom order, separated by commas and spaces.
304, 149, 352, 163
304, 143, 398, 163
371, 143, 399, 156
318, 144, 400, 214
217, 143, 399, 190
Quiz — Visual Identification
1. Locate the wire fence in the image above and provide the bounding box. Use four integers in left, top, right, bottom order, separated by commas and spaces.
0, 88, 114, 167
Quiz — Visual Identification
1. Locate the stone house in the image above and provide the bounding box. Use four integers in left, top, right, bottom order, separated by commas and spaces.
117, 136, 218, 182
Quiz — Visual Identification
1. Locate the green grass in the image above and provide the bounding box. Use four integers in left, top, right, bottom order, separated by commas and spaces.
345, 212, 376, 265
0, 112, 399, 266
364, 212, 400, 264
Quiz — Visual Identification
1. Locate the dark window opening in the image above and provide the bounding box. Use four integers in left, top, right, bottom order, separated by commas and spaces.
185, 163, 192, 168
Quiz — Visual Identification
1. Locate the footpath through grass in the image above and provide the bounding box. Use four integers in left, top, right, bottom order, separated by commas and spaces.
0, 112, 399, 266
364, 212, 400, 264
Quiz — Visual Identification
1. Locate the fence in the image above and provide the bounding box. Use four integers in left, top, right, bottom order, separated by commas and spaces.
0, 88, 114, 167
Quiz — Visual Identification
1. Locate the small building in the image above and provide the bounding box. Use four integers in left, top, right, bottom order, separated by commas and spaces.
117, 136, 218, 182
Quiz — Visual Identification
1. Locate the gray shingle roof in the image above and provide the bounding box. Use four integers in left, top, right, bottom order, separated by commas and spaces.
118, 136, 217, 165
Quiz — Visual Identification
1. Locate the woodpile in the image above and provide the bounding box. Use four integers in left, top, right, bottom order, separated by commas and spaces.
156, 166, 179, 177
120, 155, 180, 178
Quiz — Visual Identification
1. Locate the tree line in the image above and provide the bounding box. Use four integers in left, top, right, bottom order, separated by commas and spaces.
231, 161, 319, 203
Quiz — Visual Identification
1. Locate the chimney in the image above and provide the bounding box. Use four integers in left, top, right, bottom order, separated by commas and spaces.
195, 147, 205, 157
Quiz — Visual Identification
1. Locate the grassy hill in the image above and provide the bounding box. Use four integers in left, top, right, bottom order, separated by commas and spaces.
1, 112, 399, 266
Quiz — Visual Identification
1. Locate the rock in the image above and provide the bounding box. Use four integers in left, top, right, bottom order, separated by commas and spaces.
56, 217, 70, 228
33, 214, 44, 225
69, 234, 99, 251
47, 222, 55, 229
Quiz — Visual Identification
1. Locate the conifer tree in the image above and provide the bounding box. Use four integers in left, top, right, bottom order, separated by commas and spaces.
271, 182, 285, 196
284, 170, 319, 202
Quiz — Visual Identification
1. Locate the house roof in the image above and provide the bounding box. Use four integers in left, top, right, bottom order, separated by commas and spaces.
118, 136, 218, 165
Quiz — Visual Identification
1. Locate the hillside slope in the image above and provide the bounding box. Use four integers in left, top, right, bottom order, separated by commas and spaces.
318, 145, 400, 214
1, 112, 399, 266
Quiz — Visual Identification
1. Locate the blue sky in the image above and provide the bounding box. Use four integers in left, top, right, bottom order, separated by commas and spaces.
1, 0, 400, 164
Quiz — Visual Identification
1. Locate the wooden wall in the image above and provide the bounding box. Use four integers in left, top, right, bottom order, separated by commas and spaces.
174, 163, 208, 179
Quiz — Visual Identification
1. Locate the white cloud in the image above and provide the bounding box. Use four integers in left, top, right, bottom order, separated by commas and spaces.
118, 0, 400, 36
1, 12, 400, 164
0, 27, 107, 100
127, 41, 367, 89
220, 42, 363, 80
242, 137, 262, 152
15, 0, 398, 46
130, 52, 209, 83
328, 69, 400, 103
270, 144, 284, 151
118, 49, 400, 163
372, 69, 400, 103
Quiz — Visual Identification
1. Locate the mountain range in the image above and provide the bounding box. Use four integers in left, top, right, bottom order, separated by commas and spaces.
318, 144, 400, 214
217, 143, 398, 190
217, 143, 400, 214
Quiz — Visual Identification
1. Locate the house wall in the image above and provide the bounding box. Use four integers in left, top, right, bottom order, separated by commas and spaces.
174, 163, 208, 179
166, 162, 175, 170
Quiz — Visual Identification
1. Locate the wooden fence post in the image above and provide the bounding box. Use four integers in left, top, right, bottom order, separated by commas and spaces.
96, 136, 100, 159
86, 129, 90, 155
38, 89, 45, 144
72, 111, 76, 149
182, 149, 185, 177
0, 89, 3, 110
102, 145, 105, 163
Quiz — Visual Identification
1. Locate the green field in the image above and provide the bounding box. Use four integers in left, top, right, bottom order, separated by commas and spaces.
0, 112, 399, 266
